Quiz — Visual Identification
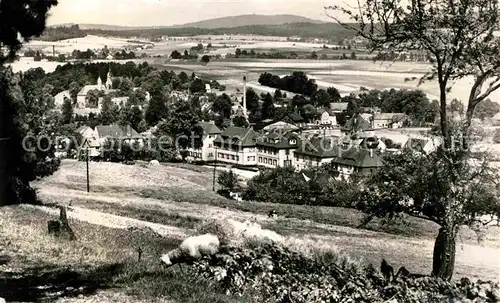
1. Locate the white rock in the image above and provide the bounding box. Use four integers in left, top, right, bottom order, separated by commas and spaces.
0, 297, 6, 303
149, 160, 160, 166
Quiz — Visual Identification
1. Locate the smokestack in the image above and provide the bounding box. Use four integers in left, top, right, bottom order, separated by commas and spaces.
243, 75, 247, 118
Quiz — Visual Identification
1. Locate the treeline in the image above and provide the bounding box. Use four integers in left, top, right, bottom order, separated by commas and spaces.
83, 22, 358, 42
39, 25, 87, 41
258, 71, 318, 96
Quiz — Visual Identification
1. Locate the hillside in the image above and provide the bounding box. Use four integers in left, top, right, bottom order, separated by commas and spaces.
175, 14, 325, 29
84, 22, 357, 42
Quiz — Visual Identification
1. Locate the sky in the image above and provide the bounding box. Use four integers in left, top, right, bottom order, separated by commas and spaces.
46, 0, 343, 27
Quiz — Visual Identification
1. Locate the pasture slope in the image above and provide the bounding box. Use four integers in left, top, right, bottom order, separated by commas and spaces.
1, 159, 499, 302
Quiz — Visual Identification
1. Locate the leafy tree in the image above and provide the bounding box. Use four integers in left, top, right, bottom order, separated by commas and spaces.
350, 51, 356, 60
119, 77, 133, 95
69, 81, 81, 103
330, 0, 500, 280
129, 88, 147, 106
201, 55, 210, 63
235, 48, 242, 57
311, 51, 318, 59
119, 103, 143, 132
311, 89, 332, 108
191, 72, 196, 80
0, 0, 59, 205
245, 88, 260, 114
327, 87, 341, 103
301, 104, 318, 123
61, 97, 73, 124
274, 89, 283, 100
190, 78, 205, 93
178, 71, 189, 83
232, 115, 249, 128
145, 90, 168, 126
99, 95, 119, 124
170, 50, 182, 59
261, 93, 276, 120
86, 89, 100, 108
218, 170, 238, 192
156, 101, 203, 153
212, 93, 232, 119
473, 99, 500, 120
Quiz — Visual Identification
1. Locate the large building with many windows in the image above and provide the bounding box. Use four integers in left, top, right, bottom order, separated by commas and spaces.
213, 127, 259, 166
187, 121, 222, 161
256, 131, 300, 168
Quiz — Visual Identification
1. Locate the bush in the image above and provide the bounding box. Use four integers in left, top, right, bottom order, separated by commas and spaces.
193, 243, 498, 303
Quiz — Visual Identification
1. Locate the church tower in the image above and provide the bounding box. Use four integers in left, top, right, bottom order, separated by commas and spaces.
97, 74, 103, 89
106, 69, 113, 89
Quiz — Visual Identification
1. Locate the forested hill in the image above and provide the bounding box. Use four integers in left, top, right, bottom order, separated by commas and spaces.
39, 25, 87, 41
175, 14, 324, 29
83, 22, 358, 42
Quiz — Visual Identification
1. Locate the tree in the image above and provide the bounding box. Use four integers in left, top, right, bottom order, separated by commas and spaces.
190, 78, 205, 94
235, 48, 242, 57
261, 93, 276, 120
69, 81, 81, 103
156, 101, 203, 153
245, 88, 260, 114
232, 115, 249, 128
327, 87, 341, 103
34, 51, 42, 61
0, 0, 59, 206
119, 77, 133, 95
274, 89, 283, 100
86, 89, 100, 108
350, 51, 357, 60
61, 97, 73, 124
474, 99, 500, 120
119, 103, 143, 132
145, 91, 168, 126
201, 55, 210, 64
329, 0, 500, 280
311, 89, 332, 108
178, 71, 189, 84
218, 170, 238, 192
99, 95, 119, 125
212, 93, 232, 119
170, 50, 182, 59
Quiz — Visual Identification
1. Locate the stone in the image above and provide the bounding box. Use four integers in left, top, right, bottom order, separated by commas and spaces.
149, 160, 160, 166
0, 297, 6, 303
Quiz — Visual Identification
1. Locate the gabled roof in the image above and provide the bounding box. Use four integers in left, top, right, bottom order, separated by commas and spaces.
373, 113, 407, 122
320, 108, 336, 116
257, 131, 301, 149
199, 121, 222, 135
334, 148, 383, 168
294, 136, 340, 158
214, 127, 258, 147
75, 125, 92, 134
343, 114, 373, 132
95, 124, 140, 138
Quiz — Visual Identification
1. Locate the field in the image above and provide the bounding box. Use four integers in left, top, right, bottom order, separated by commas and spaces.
2, 159, 499, 301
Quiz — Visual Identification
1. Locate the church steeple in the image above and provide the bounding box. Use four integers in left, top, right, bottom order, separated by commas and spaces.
106, 69, 113, 89
97, 74, 103, 88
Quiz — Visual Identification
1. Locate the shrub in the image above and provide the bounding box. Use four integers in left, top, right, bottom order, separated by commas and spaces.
193, 243, 497, 303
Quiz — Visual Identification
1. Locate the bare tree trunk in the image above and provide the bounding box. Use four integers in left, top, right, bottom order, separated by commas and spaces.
431, 223, 458, 281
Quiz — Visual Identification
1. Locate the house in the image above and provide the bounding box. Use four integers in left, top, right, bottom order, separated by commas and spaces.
257, 131, 300, 168
342, 113, 374, 136
329, 102, 349, 113
205, 84, 211, 93
293, 136, 340, 171
76, 70, 114, 108
316, 109, 338, 126
187, 121, 222, 161
404, 136, 440, 154
332, 147, 383, 179
373, 113, 408, 129
54, 90, 71, 108
213, 126, 259, 166
75, 126, 100, 157
93, 124, 142, 153
261, 120, 300, 132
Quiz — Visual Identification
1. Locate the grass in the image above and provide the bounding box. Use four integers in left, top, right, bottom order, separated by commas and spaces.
0, 205, 256, 303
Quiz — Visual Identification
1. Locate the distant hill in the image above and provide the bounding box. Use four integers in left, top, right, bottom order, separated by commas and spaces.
174, 14, 325, 29
49, 23, 151, 31
83, 22, 357, 42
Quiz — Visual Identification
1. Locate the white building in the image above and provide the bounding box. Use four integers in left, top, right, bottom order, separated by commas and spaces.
187, 121, 222, 161
213, 127, 259, 166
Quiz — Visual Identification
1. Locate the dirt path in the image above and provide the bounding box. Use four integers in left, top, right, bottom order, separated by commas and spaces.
22, 204, 187, 241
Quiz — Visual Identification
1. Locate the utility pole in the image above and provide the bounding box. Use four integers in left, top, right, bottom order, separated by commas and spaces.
243, 75, 247, 118
212, 146, 217, 191
86, 147, 90, 193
